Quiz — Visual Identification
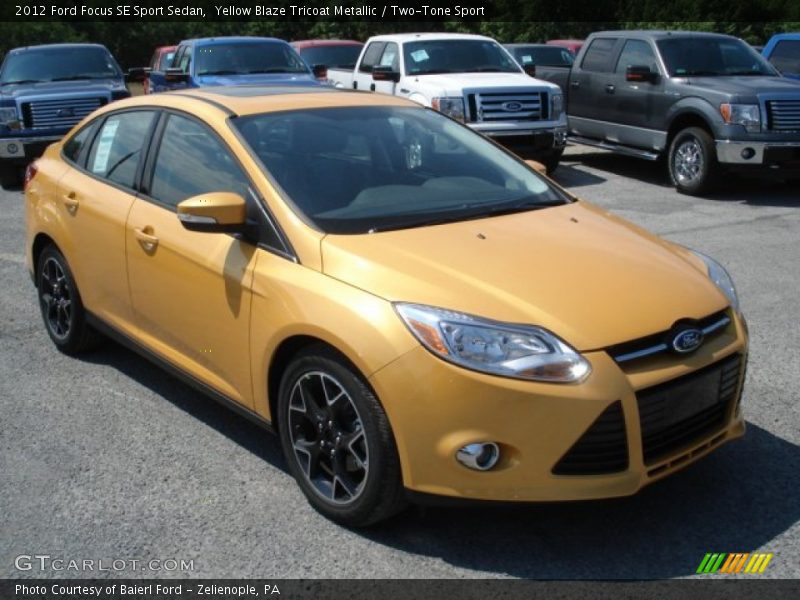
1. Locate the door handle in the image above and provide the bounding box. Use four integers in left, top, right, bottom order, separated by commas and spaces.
570, 80, 580, 88
62, 192, 79, 214
134, 227, 159, 252
605, 84, 616, 94
370, 83, 376, 91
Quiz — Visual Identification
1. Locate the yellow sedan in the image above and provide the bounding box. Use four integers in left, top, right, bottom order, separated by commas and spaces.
24, 87, 748, 526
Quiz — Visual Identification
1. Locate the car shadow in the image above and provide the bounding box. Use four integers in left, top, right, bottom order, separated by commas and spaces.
550, 163, 607, 188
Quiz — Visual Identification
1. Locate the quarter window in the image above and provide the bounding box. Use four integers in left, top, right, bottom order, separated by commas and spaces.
87, 111, 155, 189
581, 38, 618, 72
63, 123, 96, 165
615, 40, 658, 74
149, 114, 250, 209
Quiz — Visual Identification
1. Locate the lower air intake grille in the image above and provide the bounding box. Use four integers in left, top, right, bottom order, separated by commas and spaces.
552, 401, 628, 475
638, 354, 742, 464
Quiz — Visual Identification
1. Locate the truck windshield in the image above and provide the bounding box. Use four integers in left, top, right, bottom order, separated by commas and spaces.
298, 45, 363, 69
0, 46, 121, 85
235, 106, 568, 234
657, 37, 776, 77
403, 40, 521, 75
195, 42, 309, 76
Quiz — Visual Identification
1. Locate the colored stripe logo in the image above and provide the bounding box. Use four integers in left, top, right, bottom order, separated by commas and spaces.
696, 553, 773, 574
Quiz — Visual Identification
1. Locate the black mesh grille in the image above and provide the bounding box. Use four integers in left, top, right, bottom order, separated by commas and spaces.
552, 401, 628, 475
638, 354, 742, 464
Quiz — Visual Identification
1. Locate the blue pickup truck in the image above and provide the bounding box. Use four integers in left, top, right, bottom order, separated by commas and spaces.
148, 36, 320, 93
0, 43, 129, 189
762, 33, 800, 80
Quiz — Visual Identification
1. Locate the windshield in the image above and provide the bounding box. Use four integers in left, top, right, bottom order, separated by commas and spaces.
195, 42, 309, 76
298, 45, 363, 69
234, 106, 568, 234
403, 40, 521, 75
510, 46, 574, 67
657, 37, 777, 77
0, 46, 121, 84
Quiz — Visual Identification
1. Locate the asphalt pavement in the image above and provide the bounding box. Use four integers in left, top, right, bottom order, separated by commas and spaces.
1, 146, 798, 579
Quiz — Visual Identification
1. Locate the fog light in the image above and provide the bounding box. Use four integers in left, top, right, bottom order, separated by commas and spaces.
456, 442, 500, 471
741, 147, 755, 160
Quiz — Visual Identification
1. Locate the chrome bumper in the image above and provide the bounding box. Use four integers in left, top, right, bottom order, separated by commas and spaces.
716, 140, 800, 165
0, 136, 61, 158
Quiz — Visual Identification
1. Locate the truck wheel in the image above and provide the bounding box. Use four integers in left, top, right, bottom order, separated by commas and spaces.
0, 164, 21, 190
668, 127, 719, 196
277, 345, 406, 527
541, 149, 564, 175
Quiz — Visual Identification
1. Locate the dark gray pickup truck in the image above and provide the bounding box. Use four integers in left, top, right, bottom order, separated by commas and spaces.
567, 30, 800, 194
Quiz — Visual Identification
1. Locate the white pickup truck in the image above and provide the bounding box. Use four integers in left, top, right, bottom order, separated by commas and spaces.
326, 33, 567, 172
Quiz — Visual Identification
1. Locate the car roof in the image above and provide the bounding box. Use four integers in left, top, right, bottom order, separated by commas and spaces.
589, 30, 739, 41
504, 43, 553, 48
291, 40, 363, 48
9, 43, 110, 54
178, 36, 288, 46
367, 32, 495, 43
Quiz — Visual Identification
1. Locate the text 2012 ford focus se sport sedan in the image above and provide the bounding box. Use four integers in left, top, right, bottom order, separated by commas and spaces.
25, 87, 748, 526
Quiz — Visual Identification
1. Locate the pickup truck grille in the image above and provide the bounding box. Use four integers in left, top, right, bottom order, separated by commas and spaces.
765, 99, 800, 132
21, 97, 106, 130
467, 91, 547, 123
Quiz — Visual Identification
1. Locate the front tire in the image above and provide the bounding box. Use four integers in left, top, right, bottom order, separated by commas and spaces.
277, 346, 406, 527
541, 149, 564, 175
36, 245, 103, 354
668, 127, 719, 196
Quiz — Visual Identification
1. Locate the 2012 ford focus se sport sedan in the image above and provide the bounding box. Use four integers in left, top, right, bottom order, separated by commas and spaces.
25, 87, 748, 526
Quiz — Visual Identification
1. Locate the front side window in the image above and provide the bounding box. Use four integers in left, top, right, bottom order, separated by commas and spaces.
194, 42, 308, 76
87, 111, 155, 189
150, 114, 250, 208
298, 45, 362, 69
403, 40, 519, 75
615, 40, 659, 74
657, 37, 776, 76
580, 38, 618, 73
358, 42, 386, 73
0, 46, 121, 85
235, 106, 568, 235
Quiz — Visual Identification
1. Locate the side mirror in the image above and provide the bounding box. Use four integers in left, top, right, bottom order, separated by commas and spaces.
177, 192, 246, 233
523, 64, 537, 78
626, 65, 656, 83
372, 65, 401, 83
525, 159, 547, 175
311, 64, 328, 79
165, 67, 189, 83
126, 67, 151, 82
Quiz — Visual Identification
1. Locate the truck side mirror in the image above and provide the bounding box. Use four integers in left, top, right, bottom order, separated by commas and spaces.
165, 68, 189, 83
523, 64, 537, 78
372, 66, 400, 83
126, 67, 151, 82
311, 64, 328, 80
626, 65, 657, 83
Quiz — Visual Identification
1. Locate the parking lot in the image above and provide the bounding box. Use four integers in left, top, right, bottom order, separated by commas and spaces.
1, 145, 798, 579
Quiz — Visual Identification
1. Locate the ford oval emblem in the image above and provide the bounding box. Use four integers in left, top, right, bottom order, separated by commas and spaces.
502, 101, 523, 112
57, 108, 75, 118
672, 328, 704, 354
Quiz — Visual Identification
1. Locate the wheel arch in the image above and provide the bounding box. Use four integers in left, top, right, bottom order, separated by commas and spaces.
31, 233, 60, 284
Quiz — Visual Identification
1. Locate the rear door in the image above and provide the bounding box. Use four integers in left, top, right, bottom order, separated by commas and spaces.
568, 36, 621, 139
125, 111, 258, 406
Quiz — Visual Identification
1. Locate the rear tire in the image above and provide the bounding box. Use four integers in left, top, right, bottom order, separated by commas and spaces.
668, 127, 719, 196
36, 245, 103, 355
277, 345, 406, 527
541, 149, 563, 175
0, 164, 21, 190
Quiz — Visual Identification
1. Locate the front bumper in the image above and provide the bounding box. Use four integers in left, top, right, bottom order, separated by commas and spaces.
716, 140, 800, 168
0, 136, 61, 164
370, 312, 747, 502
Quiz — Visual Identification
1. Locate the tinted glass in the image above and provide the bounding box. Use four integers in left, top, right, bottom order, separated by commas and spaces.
87, 111, 155, 189
580, 38, 617, 72
403, 40, 519, 75
298, 45, 363, 69
0, 46, 122, 84
158, 51, 176, 70
615, 40, 658, 73
657, 37, 775, 76
195, 42, 308, 76
63, 124, 96, 165
511, 46, 574, 67
358, 42, 386, 73
769, 40, 800, 75
150, 114, 249, 208
235, 106, 567, 235
379, 43, 400, 70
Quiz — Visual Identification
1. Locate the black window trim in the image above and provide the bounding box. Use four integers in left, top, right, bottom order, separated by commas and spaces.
139, 107, 296, 262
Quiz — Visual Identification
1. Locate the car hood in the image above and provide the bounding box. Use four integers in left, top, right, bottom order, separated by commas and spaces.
679, 75, 800, 97
0, 79, 124, 100
413, 71, 556, 92
321, 201, 727, 351
194, 73, 318, 86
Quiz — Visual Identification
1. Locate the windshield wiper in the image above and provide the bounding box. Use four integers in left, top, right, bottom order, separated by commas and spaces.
468, 67, 515, 73
197, 70, 241, 76
246, 68, 306, 74
727, 70, 765, 76
412, 69, 454, 75
680, 70, 723, 76
1, 79, 44, 85
50, 75, 113, 81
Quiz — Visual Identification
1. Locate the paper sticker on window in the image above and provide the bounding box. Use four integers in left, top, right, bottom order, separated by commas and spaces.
522, 55, 533, 64
410, 49, 429, 62
91, 119, 119, 174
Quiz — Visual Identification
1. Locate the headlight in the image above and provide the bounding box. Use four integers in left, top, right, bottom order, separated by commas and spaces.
0, 106, 19, 124
395, 303, 591, 383
431, 97, 466, 122
690, 250, 740, 313
720, 103, 761, 133
550, 93, 564, 120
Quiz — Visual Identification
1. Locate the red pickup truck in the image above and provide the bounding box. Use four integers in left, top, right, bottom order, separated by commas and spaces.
291, 39, 363, 80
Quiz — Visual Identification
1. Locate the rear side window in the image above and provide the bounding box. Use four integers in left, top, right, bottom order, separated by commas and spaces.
87, 111, 155, 189
615, 40, 658, 74
359, 42, 387, 73
769, 40, 800, 74
581, 38, 617, 72
63, 123, 96, 165
149, 114, 250, 208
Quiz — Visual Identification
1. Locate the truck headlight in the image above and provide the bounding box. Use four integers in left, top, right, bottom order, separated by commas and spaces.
720, 103, 761, 133
690, 250, 740, 313
0, 106, 19, 125
431, 97, 466, 122
550, 93, 564, 120
395, 303, 591, 383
